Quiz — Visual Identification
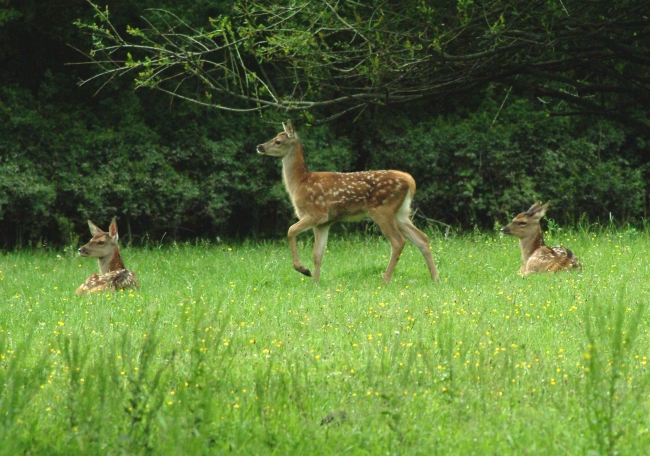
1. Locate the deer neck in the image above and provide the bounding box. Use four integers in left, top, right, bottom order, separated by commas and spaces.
519, 227, 545, 264
98, 246, 126, 274
281, 140, 310, 197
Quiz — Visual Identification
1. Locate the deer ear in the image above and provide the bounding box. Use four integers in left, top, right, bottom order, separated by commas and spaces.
109, 218, 119, 241
526, 201, 547, 219
283, 120, 294, 138
88, 220, 103, 236
526, 202, 540, 214
538, 201, 550, 217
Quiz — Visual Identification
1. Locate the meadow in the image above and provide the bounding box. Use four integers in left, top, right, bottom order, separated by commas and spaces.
1, 224, 649, 455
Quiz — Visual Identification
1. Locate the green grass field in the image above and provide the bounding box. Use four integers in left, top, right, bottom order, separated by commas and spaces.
1, 225, 649, 455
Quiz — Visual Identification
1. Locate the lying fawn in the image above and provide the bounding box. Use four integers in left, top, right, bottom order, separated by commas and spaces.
76, 218, 139, 295
501, 201, 581, 275
257, 120, 439, 283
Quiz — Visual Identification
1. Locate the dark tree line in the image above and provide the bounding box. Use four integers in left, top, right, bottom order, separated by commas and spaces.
0, 0, 649, 248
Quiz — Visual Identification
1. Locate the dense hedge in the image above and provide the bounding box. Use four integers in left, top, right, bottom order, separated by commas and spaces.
369, 96, 647, 227
1, 81, 647, 248
0, 81, 356, 246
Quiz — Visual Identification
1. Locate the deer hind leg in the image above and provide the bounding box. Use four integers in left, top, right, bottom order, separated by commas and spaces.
312, 224, 331, 284
397, 218, 440, 280
371, 211, 406, 283
288, 215, 326, 278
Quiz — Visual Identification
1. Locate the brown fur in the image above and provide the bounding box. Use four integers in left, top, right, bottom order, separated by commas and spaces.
76, 218, 139, 295
501, 201, 581, 275
257, 120, 439, 283
76, 269, 139, 295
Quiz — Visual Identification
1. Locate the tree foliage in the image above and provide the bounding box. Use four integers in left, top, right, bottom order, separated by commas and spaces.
77, 0, 650, 128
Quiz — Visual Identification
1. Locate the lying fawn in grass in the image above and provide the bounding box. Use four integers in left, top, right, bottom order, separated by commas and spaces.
257, 120, 439, 283
501, 201, 581, 275
76, 218, 139, 295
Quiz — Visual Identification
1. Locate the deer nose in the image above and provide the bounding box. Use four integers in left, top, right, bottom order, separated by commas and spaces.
256, 144, 265, 154
500, 227, 508, 234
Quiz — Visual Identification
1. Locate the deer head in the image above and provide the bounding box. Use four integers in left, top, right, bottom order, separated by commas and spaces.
501, 201, 549, 239
256, 120, 298, 157
78, 218, 124, 274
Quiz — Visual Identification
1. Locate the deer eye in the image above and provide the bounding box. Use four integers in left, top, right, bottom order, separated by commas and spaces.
274, 140, 281, 145
518, 222, 527, 226
97, 241, 105, 245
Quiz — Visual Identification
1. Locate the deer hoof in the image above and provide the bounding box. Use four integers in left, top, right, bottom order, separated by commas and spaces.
295, 266, 312, 277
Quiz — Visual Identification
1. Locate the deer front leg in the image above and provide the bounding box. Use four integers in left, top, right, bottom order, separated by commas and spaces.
312, 224, 331, 284
288, 215, 326, 278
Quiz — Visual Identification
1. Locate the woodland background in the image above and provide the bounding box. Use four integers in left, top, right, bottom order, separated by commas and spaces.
1, 0, 649, 248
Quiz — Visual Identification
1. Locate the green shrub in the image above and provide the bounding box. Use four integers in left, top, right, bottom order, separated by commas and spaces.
369, 97, 646, 227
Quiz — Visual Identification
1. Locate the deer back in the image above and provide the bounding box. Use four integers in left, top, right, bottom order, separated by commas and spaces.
75, 270, 139, 295
294, 170, 416, 222
257, 121, 416, 222
523, 245, 582, 274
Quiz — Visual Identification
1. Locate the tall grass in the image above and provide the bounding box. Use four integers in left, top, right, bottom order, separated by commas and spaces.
0, 226, 649, 454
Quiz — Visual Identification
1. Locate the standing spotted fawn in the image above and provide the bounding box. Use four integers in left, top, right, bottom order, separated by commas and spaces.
501, 201, 581, 275
256, 120, 439, 284
76, 218, 139, 295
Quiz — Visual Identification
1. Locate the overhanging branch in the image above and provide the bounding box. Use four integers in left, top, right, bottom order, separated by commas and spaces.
72, 0, 650, 125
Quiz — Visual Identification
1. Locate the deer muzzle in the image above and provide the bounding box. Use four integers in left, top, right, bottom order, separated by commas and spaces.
256, 144, 266, 154
500, 226, 511, 235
